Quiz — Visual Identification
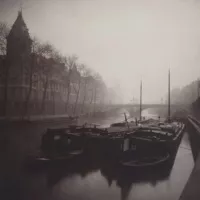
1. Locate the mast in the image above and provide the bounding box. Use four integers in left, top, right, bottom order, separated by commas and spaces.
197, 78, 200, 99
140, 80, 142, 121
168, 69, 171, 122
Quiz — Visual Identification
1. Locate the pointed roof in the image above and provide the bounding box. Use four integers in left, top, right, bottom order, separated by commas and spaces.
7, 11, 30, 39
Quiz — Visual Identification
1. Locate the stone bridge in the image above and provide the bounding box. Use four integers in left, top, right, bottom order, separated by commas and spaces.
108, 103, 190, 111
104, 103, 190, 118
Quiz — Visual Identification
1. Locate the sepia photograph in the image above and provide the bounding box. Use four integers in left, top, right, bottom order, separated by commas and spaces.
0, 0, 199, 199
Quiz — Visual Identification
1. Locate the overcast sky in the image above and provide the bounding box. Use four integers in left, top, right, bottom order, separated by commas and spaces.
1, 0, 200, 103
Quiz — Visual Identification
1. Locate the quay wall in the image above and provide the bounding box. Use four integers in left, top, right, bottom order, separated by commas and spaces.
179, 116, 200, 200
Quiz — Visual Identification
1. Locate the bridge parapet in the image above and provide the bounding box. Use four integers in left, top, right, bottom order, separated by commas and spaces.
109, 103, 188, 108
107, 104, 190, 114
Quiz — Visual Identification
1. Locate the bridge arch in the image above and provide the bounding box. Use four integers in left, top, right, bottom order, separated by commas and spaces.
108, 104, 189, 118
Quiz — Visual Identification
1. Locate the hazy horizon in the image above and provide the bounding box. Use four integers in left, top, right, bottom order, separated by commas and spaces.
1, 0, 200, 103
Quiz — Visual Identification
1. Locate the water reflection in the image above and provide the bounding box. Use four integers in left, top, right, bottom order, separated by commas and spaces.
77, 108, 164, 127
46, 151, 175, 200
43, 136, 193, 200
77, 108, 131, 128
142, 108, 159, 120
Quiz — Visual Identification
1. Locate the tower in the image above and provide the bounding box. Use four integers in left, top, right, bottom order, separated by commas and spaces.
7, 10, 32, 58
6, 10, 32, 85
4, 11, 32, 117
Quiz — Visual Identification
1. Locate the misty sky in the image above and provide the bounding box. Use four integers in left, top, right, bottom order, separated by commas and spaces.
1, 0, 200, 103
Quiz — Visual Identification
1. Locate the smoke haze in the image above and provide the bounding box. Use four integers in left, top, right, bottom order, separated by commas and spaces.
1, 0, 200, 103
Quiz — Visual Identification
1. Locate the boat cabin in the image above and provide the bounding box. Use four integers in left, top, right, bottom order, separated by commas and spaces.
41, 128, 84, 158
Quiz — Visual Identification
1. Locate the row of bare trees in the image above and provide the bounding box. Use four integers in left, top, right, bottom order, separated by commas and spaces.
0, 22, 109, 118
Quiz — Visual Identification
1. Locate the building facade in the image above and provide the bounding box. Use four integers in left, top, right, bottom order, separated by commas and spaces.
0, 11, 109, 119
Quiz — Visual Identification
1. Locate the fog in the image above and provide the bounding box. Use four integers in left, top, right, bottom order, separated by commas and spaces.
1, 0, 200, 103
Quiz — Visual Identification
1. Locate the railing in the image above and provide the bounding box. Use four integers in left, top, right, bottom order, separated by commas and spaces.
188, 115, 200, 124
179, 116, 200, 200
187, 115, 200, 160
187, 115, 200, 135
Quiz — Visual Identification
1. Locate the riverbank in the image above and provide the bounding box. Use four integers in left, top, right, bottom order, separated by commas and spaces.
179, 152, 200, 200
0, 108, 119, 125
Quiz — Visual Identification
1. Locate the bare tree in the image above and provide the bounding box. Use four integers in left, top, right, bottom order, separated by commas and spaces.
0, 22, 10, 116
22, 37, 40, 119
63, 55, 78, 113
72, 64, 87, 115
98, 82, 107, 110
80, 66, 92, 114
72, 77, 81, 115
92, 73, 102, 115
0, 22, 9, 55
38, 42, 55, 115
89, 88, 94, 106
51, 50, 63, 63
37, 42, 54, 58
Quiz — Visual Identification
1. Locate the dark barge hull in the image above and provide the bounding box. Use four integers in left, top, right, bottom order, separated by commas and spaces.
25, 150, 83, 171
83, 136, 126, 160
130, 123, 185, 157
120, 152, 170, 170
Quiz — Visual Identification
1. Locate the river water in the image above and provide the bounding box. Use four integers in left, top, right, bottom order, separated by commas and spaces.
1, 108, 194, 200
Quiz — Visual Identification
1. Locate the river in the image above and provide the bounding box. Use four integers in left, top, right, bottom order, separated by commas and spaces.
0, 108, 194, 200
